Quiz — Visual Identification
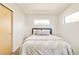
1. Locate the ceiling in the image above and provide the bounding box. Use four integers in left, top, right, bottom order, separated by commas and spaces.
16, 3, 72, 14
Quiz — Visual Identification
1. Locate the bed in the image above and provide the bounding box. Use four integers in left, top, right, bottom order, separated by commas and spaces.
20, 28, 73, 55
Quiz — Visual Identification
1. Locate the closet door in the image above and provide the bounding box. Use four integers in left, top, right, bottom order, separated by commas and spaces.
0, 4, 13, 55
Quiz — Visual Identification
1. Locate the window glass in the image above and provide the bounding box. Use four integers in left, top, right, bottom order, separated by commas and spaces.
34, 20, 50, 25
64, 11, 79, 24
33, 19, 50, 28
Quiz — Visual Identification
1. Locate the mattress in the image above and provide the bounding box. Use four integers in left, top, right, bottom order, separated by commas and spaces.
20, 35, 73, 55
25, 35, 62, 41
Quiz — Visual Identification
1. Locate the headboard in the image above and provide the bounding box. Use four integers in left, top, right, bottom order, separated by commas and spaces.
32, 28, 52, 35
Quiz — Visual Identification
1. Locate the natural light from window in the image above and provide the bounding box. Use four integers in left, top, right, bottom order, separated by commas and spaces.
34, 19, 50, 28
64, 11, 79, 24
34, 19, 50, 25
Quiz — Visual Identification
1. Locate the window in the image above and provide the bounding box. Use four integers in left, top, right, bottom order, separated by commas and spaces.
64, 11, 79, 24
33, 19, 50, 28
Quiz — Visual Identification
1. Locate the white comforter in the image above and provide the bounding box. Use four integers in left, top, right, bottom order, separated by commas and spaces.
20, 35, 73, 55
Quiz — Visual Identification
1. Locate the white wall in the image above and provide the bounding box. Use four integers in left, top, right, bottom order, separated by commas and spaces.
25, 14, 59, 37
3, 3, 27, 52
59, 4, 79, 54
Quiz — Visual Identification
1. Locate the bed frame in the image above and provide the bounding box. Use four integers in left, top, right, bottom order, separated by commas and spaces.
32, 28, 52, 35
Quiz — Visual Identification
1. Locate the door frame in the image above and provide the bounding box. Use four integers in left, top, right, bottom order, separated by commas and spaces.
0, 3, 13, 54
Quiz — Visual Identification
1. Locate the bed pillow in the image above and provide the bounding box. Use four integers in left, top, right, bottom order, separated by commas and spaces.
40, 30, 50, 35
33, 30, 50, 36
33, 30, 41, 35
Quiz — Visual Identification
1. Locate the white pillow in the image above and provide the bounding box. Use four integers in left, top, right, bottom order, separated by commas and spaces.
33, 30, 50, 35
33, 30, 41, 35
41, 30, 50, 35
